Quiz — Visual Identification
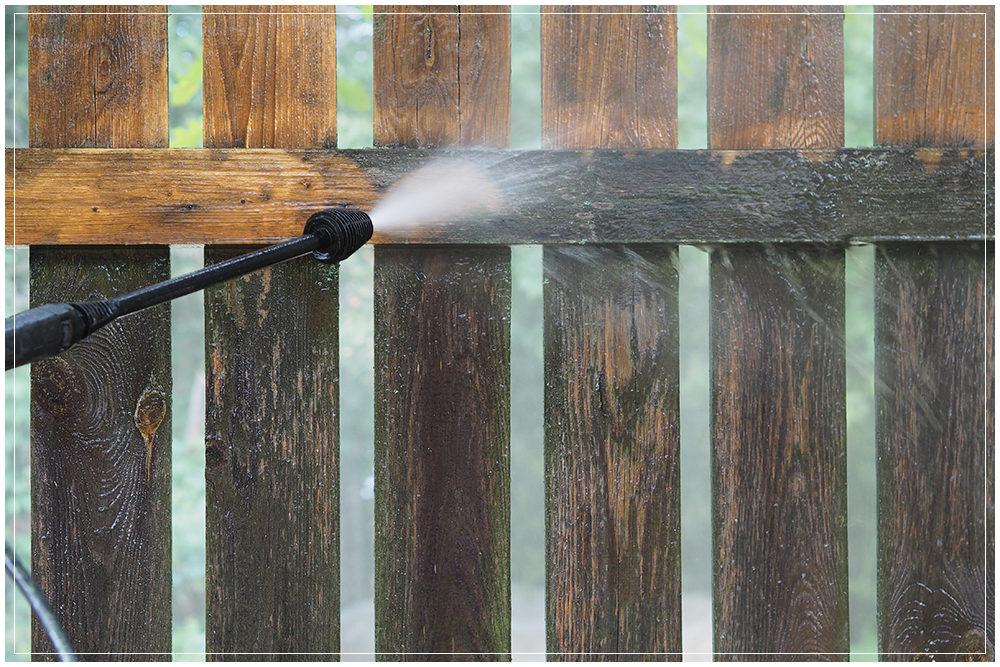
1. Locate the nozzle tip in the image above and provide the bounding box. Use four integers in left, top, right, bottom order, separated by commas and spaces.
304, 209, 373, 263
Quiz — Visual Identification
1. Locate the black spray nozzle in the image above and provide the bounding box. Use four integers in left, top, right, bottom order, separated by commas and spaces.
304, 208, 374, 264
5, 209, 374, 370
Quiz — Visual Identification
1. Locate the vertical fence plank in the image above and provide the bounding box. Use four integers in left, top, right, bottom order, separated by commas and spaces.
874, 7, 994, 660
202, 6, 341, 661
707, 7, 849, 660
28, 5, 172, 660
372, 6, 512, 660
541, 6, 680, 661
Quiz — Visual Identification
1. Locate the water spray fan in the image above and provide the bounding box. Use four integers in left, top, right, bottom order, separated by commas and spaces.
5, 209, 373, 370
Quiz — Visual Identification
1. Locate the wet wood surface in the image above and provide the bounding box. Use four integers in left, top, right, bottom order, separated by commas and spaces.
6, 147, 992, 246
27, 6, 172, 660
201, 6, 340, 660
708, 8, 849, 660
874, 6, 994, 661
372, 6, 512, 661
541, 7, 681, 661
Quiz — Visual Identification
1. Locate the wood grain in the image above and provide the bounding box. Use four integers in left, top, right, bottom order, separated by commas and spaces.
374, 7, 510, 148
202, 6, 337, 148
874, 6, 994, 661
28, 6, 168, 148
544, 246, 681, 661
708, 7, 849, 660
875, 6, 994, 148
374, 246, 512, 661
541, 6, 676, 149
541, 6, 681, 661
8, 147, 992, 246
708, 6, 843, 149
204, 249, 340, 661
201, 6, 341, 660
372, 5, 512, 660
27, 6, 171, 660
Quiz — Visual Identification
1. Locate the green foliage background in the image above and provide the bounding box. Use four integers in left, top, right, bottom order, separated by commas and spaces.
5, 6, 878, 660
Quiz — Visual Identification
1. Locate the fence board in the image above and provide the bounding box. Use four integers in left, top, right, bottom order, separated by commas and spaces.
372, 5, 512, 660
874, 7, 994, 660
202, 6, 337, 148
201, 6, 340, 661
27, 6, 172, 660
707, 7, 849, 660
541, 6, 680, 661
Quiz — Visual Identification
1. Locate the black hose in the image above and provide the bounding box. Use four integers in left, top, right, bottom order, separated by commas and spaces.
5, 543, 77, 662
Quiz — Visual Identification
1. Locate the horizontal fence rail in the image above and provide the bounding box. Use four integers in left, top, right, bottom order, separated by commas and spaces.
6, 147, 993, 246
8, 3, 994, 662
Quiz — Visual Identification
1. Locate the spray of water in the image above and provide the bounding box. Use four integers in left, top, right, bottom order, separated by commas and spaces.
369, 158, 506, 235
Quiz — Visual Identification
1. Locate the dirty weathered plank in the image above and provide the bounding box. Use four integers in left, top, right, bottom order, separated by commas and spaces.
874, 7, 994, 661
7, 147, 992, 246
27, 6, 172, 661
202, 6, 341, 661
372, 6, 512, 661
708, 7, 850, 660
541, 6, 681, 661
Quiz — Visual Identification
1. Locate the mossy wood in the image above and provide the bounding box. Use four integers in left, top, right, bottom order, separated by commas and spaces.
27, 6, 172, 660
874, 8, 994, 661
708, 9, 849, 659
541, 7, 682, 661
372, 6, 513, 661
6, 147, 991, 245
201, 7, 341, 660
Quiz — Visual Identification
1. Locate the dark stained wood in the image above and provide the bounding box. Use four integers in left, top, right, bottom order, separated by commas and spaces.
875, 7, 993, 148
874, 244, 993, 661
27, 6, 171, 661
30, 248, 172, 661
204, 248, 340, 661
541, 6, 677, 149
710, 248, 849, 660
541, 6, 681, 661
372, 5, 512, 660
874, 7, 994, 661
373, 246, 512, 661
544, 246, 681, 661
7, 147, 992, 246
28, 6, 168, 149
201, 6, 341, 660
708, 7, 849, 660
202, 6, 337, 149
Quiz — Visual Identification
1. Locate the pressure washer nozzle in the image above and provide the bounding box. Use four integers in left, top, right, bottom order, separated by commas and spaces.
304, 209, 373, 264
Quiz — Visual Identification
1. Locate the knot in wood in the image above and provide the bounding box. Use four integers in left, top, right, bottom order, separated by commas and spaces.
134, 385, 166, 480
34, 356, 84, 418
90, 41, 113, 93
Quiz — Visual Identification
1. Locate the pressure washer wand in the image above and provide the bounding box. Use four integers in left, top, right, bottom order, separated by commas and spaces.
5, 209, 372, 371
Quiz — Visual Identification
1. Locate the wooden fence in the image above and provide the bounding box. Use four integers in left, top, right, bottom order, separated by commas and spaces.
5, 4, 993, 661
